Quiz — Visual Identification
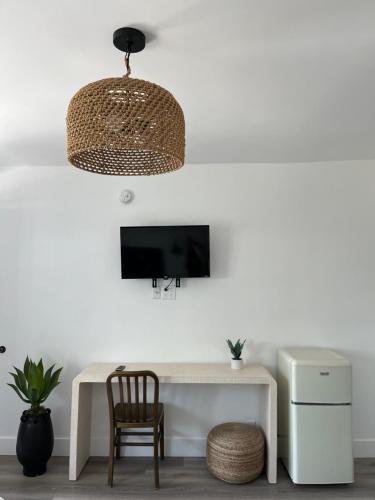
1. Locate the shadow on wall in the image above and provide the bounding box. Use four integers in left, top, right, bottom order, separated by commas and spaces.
1, 136, 67, 167
210, 224, 231, 279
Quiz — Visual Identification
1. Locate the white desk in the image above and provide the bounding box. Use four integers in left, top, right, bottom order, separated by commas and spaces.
69, 363, 277, 483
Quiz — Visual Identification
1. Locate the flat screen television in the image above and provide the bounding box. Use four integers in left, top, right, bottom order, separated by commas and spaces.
120, 225, 210, 279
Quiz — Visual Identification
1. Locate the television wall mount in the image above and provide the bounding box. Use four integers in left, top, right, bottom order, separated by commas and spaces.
152, 278, 181, 288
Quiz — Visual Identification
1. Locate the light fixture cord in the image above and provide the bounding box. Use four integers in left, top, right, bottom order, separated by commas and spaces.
124, 51, 131, 77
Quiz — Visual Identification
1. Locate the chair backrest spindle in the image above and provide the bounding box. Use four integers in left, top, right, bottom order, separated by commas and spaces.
143, 375, 147, 421
135, 376, 140, 421
126, 376, 132, 421
118, 377, 124, 405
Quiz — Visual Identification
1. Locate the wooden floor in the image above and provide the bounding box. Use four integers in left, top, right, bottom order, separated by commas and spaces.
0, 456, 374, 500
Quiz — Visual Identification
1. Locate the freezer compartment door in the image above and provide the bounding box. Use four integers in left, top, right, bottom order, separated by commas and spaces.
290, 403, 353, 484
291, 365, 351, 404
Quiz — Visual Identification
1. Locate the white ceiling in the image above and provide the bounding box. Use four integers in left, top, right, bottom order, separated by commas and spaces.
1, 0, 375, 166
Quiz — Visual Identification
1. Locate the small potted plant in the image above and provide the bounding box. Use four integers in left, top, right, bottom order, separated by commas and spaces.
226, 339, 246, 369
8, 357, 62, 476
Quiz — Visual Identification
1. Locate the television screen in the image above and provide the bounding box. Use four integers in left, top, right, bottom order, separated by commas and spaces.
120, 225, 210, 279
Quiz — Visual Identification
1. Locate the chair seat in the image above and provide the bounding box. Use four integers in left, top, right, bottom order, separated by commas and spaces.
114, 402, 164, 424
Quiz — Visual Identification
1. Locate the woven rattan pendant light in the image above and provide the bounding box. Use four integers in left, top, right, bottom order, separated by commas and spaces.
67, 27, 185, 176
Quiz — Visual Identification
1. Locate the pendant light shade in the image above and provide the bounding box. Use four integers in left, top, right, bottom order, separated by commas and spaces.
66, 28, 185, 176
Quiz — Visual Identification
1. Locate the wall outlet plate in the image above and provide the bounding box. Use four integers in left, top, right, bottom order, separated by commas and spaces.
161, 280, 176, 300
152, 286, 161, 299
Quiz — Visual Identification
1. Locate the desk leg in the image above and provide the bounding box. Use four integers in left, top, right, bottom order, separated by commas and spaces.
69, 381, 92, 480
259, 381, 277, 483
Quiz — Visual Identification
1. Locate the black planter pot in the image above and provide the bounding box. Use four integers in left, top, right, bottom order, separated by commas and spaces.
16, 408, 54, 477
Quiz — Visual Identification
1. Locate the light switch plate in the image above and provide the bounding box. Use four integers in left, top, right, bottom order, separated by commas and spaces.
152, 286, 161, 299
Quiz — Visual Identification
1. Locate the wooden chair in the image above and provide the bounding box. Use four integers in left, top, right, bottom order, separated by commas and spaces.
106, 370, 164, 489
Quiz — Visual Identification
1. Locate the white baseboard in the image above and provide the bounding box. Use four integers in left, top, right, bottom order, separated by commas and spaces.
0, 437, 71, 456
0, 436, 207, 457
0, 436, 373, 458
353, 439, 375, 458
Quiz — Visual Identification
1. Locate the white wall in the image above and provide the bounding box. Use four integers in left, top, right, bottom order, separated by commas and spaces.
0, 162, 374, 457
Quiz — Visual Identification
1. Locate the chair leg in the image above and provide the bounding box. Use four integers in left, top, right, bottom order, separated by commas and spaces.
115, 428, 121, 459
153, 427, 160, 489
108, 426, 115, 487
160, 416, 165, 460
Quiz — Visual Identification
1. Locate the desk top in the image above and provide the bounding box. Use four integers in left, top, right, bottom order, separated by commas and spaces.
74, 362, 276, 386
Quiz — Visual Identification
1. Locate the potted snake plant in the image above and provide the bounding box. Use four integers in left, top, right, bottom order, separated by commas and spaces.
226, 339, 246, 369
8, 357, 62, 476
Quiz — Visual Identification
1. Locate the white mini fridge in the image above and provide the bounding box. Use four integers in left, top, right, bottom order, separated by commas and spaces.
278, 348, 353, 484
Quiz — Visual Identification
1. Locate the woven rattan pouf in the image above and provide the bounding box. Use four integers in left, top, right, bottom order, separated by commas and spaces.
207, 422, 265, 484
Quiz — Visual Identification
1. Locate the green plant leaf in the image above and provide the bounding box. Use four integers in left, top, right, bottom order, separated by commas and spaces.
40, 381, 60, 403
13, 367, 28, 397
29, 362, 43, 391
36, 362, 44, 388
7, 384, 30, 403
50, 367, 63, 387
30, 387, 40, 405
226, 338, 246, 360
9, 371, 27, 394
40, 364, 55, 400
37, 358, 44, 376
226, 339, 234, 352
8, 371, 19, 386
9, 357, 62, 408
24, 357, 30, 379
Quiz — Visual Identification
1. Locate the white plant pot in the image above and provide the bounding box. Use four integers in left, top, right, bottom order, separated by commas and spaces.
231, 359, 243, 370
